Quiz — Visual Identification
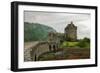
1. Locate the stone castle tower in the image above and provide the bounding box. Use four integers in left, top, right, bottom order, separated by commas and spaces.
65, 21, 77, 41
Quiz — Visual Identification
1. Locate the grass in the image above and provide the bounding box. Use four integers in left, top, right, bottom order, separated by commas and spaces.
60, 41, 79, 48
67, 41, 79, 47
60, 41, 90, 48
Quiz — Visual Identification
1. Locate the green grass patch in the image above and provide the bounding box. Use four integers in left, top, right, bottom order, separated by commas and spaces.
60, 41, 79, 48
60, 40, 90, 48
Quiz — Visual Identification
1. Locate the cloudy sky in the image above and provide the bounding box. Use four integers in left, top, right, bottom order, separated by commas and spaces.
24, 11, 91, 39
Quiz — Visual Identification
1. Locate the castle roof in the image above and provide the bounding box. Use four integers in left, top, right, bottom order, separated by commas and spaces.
65, 21, 77, 30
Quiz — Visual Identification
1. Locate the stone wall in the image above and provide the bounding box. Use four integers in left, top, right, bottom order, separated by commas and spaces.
24, 42, 50, 61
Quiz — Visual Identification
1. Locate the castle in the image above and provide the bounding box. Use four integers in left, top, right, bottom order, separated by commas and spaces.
65, 21, 77, 41
48, 21, 77, 51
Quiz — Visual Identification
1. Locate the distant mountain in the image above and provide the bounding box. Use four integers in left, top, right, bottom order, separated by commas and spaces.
24, 22, 56, 42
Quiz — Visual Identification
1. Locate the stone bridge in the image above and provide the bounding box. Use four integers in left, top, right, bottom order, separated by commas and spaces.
24, 41, 50, 61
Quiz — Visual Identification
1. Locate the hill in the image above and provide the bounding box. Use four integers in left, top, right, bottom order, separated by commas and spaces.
24, 22, 56, 42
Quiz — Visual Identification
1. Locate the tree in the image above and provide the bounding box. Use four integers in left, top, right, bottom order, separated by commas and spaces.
77, 37, 90, 48
83, 37, 90, 43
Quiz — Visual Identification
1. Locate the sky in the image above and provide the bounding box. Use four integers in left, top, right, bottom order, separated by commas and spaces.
24, 11, 91, 39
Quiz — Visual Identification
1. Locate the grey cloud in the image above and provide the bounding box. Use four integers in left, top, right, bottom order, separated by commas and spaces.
24, 11, 91, 39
